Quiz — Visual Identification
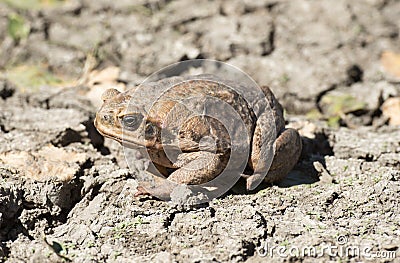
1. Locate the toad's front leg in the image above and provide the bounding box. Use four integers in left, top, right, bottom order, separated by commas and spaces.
135, 151, 225, 199
168, 151, 225, 184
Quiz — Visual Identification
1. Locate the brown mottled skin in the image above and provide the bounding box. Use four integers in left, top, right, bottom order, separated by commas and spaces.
94, 75, 302, 198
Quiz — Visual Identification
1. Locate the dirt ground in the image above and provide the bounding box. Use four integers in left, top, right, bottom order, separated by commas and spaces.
0, 0, 399, 262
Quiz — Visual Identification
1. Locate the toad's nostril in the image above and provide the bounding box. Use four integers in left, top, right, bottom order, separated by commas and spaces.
101, 114, 113, 124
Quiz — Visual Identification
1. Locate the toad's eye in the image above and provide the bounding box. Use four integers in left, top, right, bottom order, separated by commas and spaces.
121, 114, 143, 131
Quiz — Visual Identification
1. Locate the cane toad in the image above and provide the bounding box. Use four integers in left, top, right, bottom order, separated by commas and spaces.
94, 75, 302, 198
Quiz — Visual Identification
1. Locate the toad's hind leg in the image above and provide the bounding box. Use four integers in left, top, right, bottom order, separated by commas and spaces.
244, 85, 302, 191
246, 128, 302, 190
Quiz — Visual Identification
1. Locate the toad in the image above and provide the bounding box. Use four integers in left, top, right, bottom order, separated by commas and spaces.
94, 75, 302, 199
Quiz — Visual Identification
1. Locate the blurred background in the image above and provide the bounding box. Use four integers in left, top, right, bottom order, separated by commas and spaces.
1, 0, 399, 125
